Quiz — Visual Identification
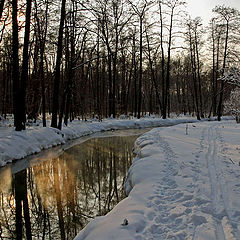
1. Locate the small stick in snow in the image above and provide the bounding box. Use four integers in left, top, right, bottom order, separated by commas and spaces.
228, 158, 235, 164
186, 124, 188, 135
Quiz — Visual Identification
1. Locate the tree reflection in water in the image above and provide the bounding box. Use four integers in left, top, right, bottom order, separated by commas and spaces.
0, 135, 138, 239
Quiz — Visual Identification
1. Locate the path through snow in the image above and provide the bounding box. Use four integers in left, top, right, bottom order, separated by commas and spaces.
75, 120, 240, 240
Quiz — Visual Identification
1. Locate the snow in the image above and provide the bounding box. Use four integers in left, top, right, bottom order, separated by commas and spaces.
219, 67, 240, 88
0, 115, 238, 239
0, 116, 208, 167
225, 88, 240, 118
74, 120, 240, 240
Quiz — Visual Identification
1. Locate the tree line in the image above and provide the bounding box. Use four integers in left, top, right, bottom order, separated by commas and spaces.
0, 0, 239, 131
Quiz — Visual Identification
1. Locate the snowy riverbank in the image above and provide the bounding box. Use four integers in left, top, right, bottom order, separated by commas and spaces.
0, 116, 206, 167
74, 120, 240, 240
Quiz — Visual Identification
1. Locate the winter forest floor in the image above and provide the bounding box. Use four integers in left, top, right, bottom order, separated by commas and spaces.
0, 116, 239, 240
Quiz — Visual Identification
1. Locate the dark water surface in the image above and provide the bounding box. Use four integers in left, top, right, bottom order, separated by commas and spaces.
0, 129, 149, 239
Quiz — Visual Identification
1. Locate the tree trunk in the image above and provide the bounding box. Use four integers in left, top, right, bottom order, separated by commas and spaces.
211, 23, 216, 117
214, 35, 221, 116
0, 0, 5, 20
20, 0, 32, 130
164, 7, 174, 119
125, 61, 132, 115
64, 30, 75, 126
12, 0, 23, 131
34, 0, 48, 127
217, 22, 229, 121
51, 0, 66, 128
133, 34, 137, 117
137, 17, 143, 119
112, 19, 119, 118
189, 29, 200, 120
146, 31, 162, 113
107, 52, 113, 117
195, 31, 204, 118
159, 2, 165, 118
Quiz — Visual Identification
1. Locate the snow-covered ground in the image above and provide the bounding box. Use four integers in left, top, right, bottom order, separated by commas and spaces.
1, 115, 239, 239
0, 116, 205, 167
74, 120, 240, 240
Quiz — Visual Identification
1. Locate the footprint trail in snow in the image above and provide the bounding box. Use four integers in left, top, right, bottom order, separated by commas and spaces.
74, 120, 240, 240
132, 121, 240, 240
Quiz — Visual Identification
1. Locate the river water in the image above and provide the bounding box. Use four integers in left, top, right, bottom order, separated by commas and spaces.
0, 129, 150, 239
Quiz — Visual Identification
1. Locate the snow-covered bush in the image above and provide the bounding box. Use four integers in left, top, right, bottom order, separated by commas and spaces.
220, 67, 240, 123
219, 67, 240, 87
224, 88, 240, 123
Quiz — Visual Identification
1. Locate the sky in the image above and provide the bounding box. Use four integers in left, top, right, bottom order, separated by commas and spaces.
186, 0, 240, 25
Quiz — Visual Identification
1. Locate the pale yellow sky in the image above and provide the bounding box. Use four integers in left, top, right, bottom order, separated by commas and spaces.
186, 0, 240, 24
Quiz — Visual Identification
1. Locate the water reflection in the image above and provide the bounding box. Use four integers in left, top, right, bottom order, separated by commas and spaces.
0, 135, 139, 239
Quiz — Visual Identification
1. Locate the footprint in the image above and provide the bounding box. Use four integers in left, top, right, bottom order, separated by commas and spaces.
183, 201, 194, 207
195, 153, 200, 158
184, 208, 192, 214
155, 216, 169, 224
158, 205, 168, 211
154, 199, 161, 205
177, 194, 193, 202
175, 217, 183, 226
148, 194, 160, 201
166, 231, 187, 240
192, 215, 207, 226
149, 224, 165, 235
147, 211, 156, 221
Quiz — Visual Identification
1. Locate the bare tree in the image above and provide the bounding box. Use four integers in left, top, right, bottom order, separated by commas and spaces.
20, 0, 32, 130
193, 17, 204, 118
185, 19, 200, 120
11, 0, 22, 130
128, 0, 149, 118
51, 0, 66, 129
34, 0, 49, 127
158, 0, 186, 119
145, 26, 162, 112
210, 18, 219, 116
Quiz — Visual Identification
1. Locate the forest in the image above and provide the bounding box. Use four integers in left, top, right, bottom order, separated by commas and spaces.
0, 0, 240, 131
